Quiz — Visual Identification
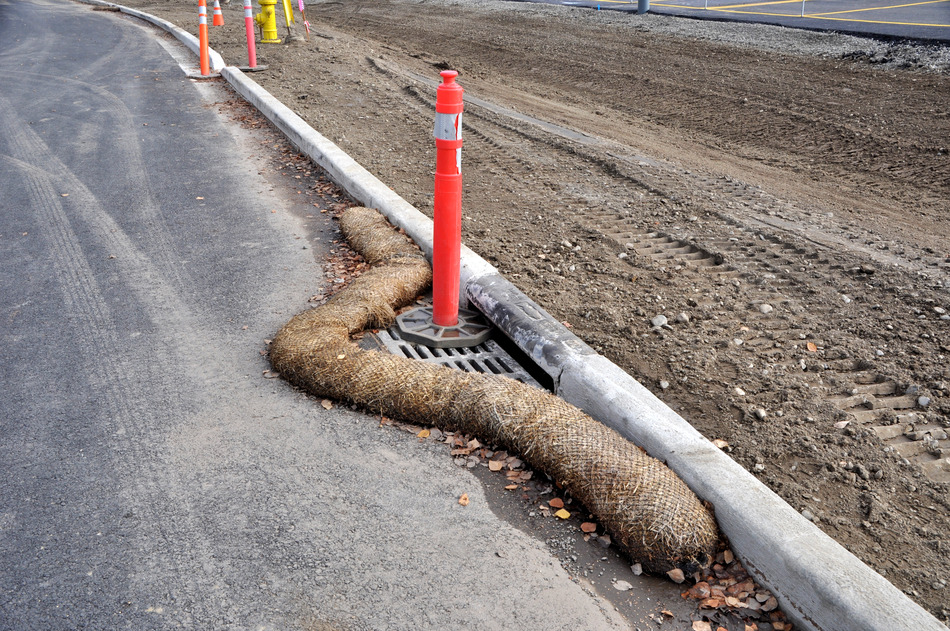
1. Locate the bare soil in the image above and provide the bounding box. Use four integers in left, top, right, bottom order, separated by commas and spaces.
112, 0, 950, 622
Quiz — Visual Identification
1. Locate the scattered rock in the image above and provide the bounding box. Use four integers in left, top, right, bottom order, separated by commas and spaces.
613, 579, 634, 591
651, 314, 668, 327
630, 563, 643, 576
918, 396, 931, 408
660, 380, 670, 390
754, 408, 768, 420
759, 303, 774, 314
676, 312, 690, 324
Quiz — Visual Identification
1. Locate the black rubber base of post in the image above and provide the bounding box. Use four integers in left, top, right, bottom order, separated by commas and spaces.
396, 306, 492, 349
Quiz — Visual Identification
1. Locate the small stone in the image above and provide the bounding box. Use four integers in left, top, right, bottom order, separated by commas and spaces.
918, 396, 931, 408
666, 568, 686, 583
762, 596, 779, 612
735, 387, 746, 396
876, 349, 885, 356
651, 314, 668, 327
613, 580, 634, 591
754, 408, 768, 420
660, 380, 670, 390
734, 338, 744, 346
935, 306, 946, 315
754, 463, 766, 472
759, 303, 774, 314
630, 563, 643, 576
842, 295, 852, 304
801, 509, 815, 521
675, 312, 690, 324
906, 385, 920, 395
618, 252, 628, 259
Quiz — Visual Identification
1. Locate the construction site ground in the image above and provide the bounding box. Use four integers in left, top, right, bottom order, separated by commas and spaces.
112, 0, 950, 622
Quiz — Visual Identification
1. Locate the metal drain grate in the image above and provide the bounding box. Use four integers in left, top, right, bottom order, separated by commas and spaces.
377, 327, 542, 389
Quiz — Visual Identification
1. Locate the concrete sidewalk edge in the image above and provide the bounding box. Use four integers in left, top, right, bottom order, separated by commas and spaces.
75, 2, 947, 630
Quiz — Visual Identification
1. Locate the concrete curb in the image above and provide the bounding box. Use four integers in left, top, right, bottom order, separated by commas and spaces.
80, 3, 947, 630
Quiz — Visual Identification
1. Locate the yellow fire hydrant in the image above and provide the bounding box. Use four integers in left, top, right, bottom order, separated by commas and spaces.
254, 0, 281, 43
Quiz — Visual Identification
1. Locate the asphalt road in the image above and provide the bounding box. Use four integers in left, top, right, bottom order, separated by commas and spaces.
0, 0, 656, 628
520, 0, 950, 41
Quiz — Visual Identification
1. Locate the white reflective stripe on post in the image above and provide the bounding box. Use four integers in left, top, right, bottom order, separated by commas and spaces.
434, 112, 462, 141
434, 112, 462, 172
199, 7, 207, 23
245, 7, 253, 17
454, 112, 462, 171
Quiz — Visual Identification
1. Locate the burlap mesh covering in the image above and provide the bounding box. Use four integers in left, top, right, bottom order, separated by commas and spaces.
270, 207, 719, 574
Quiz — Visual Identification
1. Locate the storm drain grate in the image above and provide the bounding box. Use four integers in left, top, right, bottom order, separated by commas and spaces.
377, 326, 543, 389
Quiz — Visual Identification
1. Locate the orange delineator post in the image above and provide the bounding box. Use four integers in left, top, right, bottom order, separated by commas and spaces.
432, 70, 464, 327
212, 0, 224, 26
198, 0, 210, 76
243, 0, 257, 67
394, 70, 490, 349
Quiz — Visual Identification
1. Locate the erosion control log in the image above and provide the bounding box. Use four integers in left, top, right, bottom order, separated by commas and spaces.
270, 207, 720, 574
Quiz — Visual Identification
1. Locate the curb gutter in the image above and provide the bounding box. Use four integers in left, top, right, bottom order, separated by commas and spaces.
78, 3, 947, 630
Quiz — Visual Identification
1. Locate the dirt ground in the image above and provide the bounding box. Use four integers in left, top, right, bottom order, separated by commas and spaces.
109, 0, 949, 622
